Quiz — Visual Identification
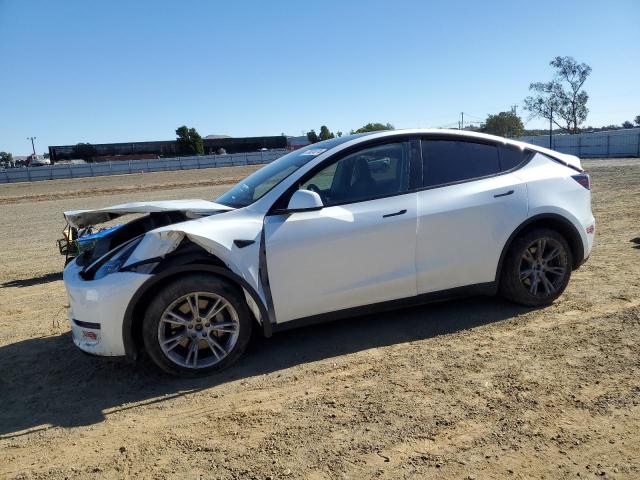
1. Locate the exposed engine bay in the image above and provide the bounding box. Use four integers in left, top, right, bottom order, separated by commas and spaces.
58, 199, 235, 269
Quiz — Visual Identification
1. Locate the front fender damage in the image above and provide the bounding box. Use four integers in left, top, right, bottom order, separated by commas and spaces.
124, 211, 267, 321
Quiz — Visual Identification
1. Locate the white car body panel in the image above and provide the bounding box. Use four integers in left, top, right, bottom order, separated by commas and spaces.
416, 173, 528, 293
265, 193, 418, 322
515, 153, 595, 258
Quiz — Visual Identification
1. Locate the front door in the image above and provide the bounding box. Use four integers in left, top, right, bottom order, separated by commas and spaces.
264, 142, 418, 323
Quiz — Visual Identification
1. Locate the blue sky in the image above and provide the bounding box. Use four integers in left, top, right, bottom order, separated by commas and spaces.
1, 0, 638, 155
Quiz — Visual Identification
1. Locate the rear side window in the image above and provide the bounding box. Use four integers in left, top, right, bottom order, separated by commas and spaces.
421, 140, 500, 187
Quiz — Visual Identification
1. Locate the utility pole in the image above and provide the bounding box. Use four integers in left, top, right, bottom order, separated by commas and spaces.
549, 107, 553, 149
27, 136, 37, 156
460, 112, 464, 130
511, 105, 518, 115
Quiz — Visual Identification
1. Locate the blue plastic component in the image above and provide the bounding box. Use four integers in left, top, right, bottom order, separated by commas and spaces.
77, 224, 124, 250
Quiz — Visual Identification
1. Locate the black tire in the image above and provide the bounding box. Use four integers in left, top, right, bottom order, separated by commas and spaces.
142, 273, 252, 376
500, 228, 572, 307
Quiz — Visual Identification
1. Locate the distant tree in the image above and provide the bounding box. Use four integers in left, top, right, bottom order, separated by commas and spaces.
42, 152, 50, 159
481, 111, 524, 138
351, 122, 394, 134
588, 124, 622, 132
0, 151, 13, 166
306, 129, 319, 143
175, 125, 204, 155
336, 131, 343, 137
622, 120, 634, 129
524, 56, 591, 134
635, 115, 640, 127
319, 125, 335, 141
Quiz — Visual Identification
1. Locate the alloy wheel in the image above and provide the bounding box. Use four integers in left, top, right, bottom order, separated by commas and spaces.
157, 292, 240, 369
519, 237, 568, 297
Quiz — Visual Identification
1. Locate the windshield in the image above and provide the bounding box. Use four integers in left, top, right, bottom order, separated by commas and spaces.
216, 136, 362, 208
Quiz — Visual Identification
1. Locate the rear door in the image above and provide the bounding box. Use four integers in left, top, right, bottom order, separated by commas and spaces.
415, 139, 529, 294
264, 141, 419, 323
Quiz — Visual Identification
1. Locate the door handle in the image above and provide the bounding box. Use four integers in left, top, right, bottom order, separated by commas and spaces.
383, 209, 407, 218
493, 190, 514, 198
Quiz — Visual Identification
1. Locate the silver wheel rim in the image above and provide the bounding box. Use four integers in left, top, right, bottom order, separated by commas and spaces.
519, 237, 567, 297
157, 292, 240, 369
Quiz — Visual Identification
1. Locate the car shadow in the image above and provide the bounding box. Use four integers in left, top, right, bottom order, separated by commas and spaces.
0, 296, 532, 438
0, 271, 63, 289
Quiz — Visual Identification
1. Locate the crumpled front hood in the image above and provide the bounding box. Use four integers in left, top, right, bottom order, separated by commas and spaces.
64, 199, 233, 229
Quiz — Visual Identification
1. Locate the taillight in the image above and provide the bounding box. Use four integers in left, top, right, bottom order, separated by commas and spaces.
572, 174, 590, 190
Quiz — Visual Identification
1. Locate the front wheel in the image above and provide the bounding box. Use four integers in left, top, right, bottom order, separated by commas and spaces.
500, 228, 572, 307
142, 274, 252, 376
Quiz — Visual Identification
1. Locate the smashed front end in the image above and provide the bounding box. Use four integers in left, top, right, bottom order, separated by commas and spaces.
59, 200, 236, 356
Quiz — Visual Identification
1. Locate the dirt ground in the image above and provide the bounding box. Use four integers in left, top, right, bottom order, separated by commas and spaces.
0, 159, 639, 480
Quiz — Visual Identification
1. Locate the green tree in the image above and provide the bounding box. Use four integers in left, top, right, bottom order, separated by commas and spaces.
307, 129, 319, 144
524, 56, 591, 134
175, 125, 204, 155
351, 122, 394, 134
622, 120, 634, 129
635, 115, 640, 127
0, 151, 13, 166
481, 111, 525, 138
319, 125, 335, 141
336, 131, 343, 137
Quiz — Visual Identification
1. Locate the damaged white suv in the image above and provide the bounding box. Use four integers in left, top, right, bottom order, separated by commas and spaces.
62, 130, 595, 375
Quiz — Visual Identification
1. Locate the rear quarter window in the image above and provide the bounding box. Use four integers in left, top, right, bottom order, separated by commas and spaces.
499, 145, 528, 171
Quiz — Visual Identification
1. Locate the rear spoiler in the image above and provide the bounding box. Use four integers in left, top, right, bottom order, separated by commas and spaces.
514, 140, 584, 173
543, 152, 584, 173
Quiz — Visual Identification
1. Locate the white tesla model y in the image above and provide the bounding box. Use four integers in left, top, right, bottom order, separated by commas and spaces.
61, 129, 595, 375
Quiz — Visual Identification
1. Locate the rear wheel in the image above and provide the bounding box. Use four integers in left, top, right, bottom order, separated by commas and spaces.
500, 228, 572, 307
142, 274, 252, 376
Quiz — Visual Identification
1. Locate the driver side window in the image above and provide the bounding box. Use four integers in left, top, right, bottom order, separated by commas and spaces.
301, 142, 408, 206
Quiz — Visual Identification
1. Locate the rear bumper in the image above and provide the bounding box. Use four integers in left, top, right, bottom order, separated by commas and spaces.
63, 260, 151, 356
581, 216, 595, 265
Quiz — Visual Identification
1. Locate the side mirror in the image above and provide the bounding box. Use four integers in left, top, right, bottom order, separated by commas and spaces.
286, 189, 324, 211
